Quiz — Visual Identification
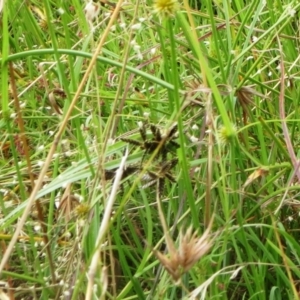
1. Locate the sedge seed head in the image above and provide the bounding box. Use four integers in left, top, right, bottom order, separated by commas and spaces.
153, 0, 178, 18
218, 124, 237, 145
75, 203, 90, 218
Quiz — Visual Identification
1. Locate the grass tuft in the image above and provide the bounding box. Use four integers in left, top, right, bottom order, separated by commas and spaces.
1, 0, 300, 299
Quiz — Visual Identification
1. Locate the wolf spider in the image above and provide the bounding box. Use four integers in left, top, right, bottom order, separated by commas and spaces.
120, 122, 179, 163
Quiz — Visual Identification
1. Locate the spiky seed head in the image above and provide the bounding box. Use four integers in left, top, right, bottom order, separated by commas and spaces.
218, 123, 237, 145
178, 226, 212, 273
153, 222, 213, 282
153, 0, 178, 18
75, 203, 90, 218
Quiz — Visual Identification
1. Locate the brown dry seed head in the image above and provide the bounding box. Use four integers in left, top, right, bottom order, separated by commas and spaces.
154, 224, 212, 282
153, 248, 182, 281
178, 226, 212, 273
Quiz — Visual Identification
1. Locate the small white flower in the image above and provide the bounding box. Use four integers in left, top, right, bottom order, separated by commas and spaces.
189, 135, 198, 143
120, 23, 126, 28
132, 42, 143, 60
133, 44, 141, 51
34, 224, 41, 232
65, 151, 72, 157
287, 5, 296, 17
57, 8, 65, 15
192, 124, 199, 130
107, 138, 115, 145
10, 113, 16, 119
139, 17, 146, 22
64, 231, 72, 239
131, 23, 142, 30
37, 145, 45, 151
49, 130, 54, 136
252, 36, 258, 43
18, 35, 25, 43
37, 160, 44, 167
137, 53, 143, 60
84, 1, 100, 22
137, 121, 143, 128
20, 101, 26, 108
246, 56, 253, 61
150, 48, 156, 55
143, 112, 150, 118
268, 71, 272, 77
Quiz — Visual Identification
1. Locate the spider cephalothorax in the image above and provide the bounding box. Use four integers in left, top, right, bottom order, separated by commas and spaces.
120, 122, 179, 163
142, 158, 178, 196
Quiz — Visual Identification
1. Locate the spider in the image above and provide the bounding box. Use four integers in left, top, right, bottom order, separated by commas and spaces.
142, 158, 178, 196
120, 122, 179, 163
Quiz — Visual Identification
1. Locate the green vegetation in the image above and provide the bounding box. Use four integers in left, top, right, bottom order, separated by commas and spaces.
1, 0, 300, 299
